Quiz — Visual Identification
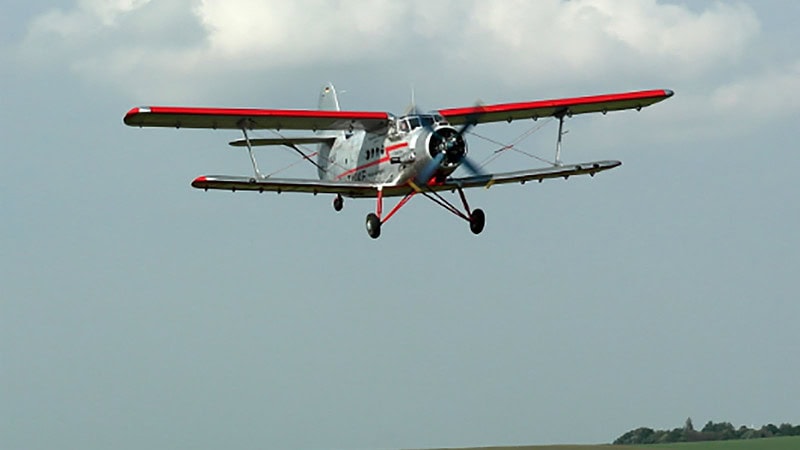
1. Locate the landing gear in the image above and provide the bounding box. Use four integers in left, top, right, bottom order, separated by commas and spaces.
365, 213, 381, 239
333, 194, 343, 212
361, 184, 484, 239
469, 208, 485, 235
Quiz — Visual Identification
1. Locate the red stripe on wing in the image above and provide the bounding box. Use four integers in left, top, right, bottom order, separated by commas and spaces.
439, 89, 673, 123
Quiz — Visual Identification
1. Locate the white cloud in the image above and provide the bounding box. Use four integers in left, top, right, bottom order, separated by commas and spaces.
632, 58, 800, 142
452, 0, 760, 86
28, 0, 151, 39
194, 0, 409, 63
20, 1, 760, 76
711, 60, 800, 116
17, 0, 788, 131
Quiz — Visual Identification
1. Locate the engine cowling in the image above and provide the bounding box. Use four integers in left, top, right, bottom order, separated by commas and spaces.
428, 126, 467, 167
405, 124, 470, 184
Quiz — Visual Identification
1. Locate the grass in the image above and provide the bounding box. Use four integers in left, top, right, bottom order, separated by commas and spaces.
419, 436, 800, 450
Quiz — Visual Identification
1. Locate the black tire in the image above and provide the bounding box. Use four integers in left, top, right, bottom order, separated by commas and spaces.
366, 213, 381, 239
333, 195, 344, 212
469, 208, 485, 235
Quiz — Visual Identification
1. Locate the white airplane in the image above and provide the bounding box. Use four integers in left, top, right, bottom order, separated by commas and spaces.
124, 83, 672, 238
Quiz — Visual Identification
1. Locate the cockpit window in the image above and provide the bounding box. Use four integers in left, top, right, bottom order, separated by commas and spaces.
397, 114, 448, 133
419, 116, 435, 129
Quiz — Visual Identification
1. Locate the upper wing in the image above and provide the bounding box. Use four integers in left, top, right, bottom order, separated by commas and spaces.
439, 89, 673, 126
124, 106, 390, 132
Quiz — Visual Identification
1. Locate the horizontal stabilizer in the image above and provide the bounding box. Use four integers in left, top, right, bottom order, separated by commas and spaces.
229, 137, 336, 147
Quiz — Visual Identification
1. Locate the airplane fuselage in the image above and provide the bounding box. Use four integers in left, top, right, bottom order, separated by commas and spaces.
320, 113, 465, 187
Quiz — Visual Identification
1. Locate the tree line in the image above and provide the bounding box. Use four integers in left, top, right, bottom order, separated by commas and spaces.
613, 418, 800, 445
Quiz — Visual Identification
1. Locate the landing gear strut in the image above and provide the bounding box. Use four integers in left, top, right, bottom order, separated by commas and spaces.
333, 194, 343, 212
362, 183, 486, 238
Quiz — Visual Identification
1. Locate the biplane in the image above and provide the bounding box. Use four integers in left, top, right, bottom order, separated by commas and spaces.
124, 83, 672, 238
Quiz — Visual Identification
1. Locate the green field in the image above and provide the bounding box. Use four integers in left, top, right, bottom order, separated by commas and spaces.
422, 436, 800, 450
631, 436, 800, 450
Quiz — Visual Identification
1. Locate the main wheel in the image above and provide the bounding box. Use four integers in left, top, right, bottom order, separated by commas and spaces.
333, 195, 344, 212
365, 213, 381, 239
469, 208, 485, 235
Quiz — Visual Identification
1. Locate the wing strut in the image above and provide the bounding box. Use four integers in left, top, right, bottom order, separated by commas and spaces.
555, 110, 568, 166
286, 143, 326, 173
239, 123, 263, 179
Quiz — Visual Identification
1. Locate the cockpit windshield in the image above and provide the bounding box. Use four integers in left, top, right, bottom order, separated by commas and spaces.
397, 114, 446, 133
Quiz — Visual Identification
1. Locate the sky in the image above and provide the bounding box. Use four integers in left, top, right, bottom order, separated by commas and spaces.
2, 1, 799, 449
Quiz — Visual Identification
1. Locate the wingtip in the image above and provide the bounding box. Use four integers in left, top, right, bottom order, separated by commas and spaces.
123, 107, 138, 125
664, 89, 675, 98
123, 106, 150, 126
192, 176, 208, 188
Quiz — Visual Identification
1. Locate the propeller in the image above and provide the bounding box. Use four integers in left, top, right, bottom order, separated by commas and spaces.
414, 109, 485, 184
452, 115, 484, 175
458, 153, 484, 176
416, 151, 446, 184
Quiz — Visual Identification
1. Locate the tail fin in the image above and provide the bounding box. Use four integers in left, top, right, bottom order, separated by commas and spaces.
316, 83, 341, 179
318, 82, 341, 111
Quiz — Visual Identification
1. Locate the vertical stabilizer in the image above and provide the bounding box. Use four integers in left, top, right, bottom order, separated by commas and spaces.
316, 83, 341, 179
318, 82, 341, 111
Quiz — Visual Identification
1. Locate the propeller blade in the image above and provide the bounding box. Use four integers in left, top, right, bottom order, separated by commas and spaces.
457, 120, 475, 137
458, 155, 485, 177
416, 152, 445, 184
455, 104, 484, 137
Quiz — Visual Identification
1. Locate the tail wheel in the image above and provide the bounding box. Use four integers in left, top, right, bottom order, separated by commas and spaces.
469, 208, 485, 235
365, 213, 381, 239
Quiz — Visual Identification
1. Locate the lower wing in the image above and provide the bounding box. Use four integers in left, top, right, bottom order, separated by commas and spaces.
192, 176, 384, 198
435, 160, 621, 190
191, 160, 620, 198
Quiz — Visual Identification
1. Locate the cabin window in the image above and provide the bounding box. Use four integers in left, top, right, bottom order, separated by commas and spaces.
419, 116, 434, 129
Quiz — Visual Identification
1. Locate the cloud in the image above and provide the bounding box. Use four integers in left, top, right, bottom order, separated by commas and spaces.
711, 60, 800, 116
451, 0, 760, 87
27, 0, 151, 39
15, 0, 783, 126
185, 0, 761, 86
194, 0, 409, 64
19, 1, 759, 74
